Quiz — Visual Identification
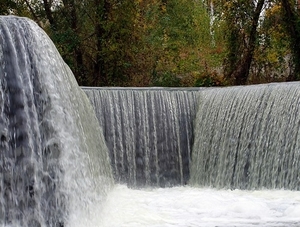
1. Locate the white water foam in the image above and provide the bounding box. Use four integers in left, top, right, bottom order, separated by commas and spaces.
69, 184, 300, 227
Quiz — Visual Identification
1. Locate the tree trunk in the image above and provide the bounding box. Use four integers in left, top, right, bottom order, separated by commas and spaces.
231, 0, 265, 85
24, 0, 42, 27
91, 0, 110, 86
68, 0, 87, 85
43, 0, 56, 29
281, 0, 300, 81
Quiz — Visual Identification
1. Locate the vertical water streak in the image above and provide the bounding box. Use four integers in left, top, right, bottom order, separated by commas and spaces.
83, 88, 199, 187
0, 16, 113, 226
190, 83, 300, 190
0, 17, 45, 226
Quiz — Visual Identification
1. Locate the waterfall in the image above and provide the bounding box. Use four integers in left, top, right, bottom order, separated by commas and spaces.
0, 16, 113, 227
190, 83, 300, 190
83, 87, 199, 187
84, 83, 300, 191
3, 14, 300, 227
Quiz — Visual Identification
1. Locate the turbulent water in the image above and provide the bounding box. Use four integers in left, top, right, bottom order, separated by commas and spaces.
71, 184, 300, 227
83, 87, 199, 187
0, 16, 113, 227
190, 83, 300, 190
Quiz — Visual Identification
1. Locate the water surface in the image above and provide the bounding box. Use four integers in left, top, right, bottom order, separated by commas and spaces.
70, 184, 300, 227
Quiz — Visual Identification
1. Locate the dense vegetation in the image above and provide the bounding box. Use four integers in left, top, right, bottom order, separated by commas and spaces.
1, 0, 300, 87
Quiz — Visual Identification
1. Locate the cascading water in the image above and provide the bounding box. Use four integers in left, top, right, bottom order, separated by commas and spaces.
83, 87, 199, 187
2, 14, 300, 227
85, 83, 300, 191
190, 83, 300, 190
0, 16, 113, 227
83, 83, 300, 226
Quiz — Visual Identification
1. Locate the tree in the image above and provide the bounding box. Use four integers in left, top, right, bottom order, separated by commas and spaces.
0, 0, 33, 17
280, 0, 300, 80
249, 2, 291, 83
145, 0, 216, 86
7, 0, 294, 86
223, 0, 265, 85
0, 0, 16, 14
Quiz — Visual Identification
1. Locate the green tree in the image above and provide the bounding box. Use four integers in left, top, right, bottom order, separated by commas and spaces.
145, 0, 218, 86
0, 0, 16, 14
249, 2, 290, 83
223, 0, 266, 85
0, 0, 33, 18
279, 0, 300, 81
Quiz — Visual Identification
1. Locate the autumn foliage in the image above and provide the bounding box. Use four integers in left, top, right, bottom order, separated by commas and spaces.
1, 0, 300, 86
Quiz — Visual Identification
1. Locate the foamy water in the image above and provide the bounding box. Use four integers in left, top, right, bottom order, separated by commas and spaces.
69, 184, 300, 227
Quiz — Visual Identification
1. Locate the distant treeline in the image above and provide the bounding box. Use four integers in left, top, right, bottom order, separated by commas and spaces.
1, 0, 300, 87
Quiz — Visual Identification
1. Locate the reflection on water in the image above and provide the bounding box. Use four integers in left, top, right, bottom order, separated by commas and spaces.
70, 184, 300, 227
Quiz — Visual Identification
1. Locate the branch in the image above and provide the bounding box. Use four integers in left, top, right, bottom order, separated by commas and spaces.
24, 0, 42, 27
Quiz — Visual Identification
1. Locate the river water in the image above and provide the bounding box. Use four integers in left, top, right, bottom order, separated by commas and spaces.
70, 184, 300, 227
